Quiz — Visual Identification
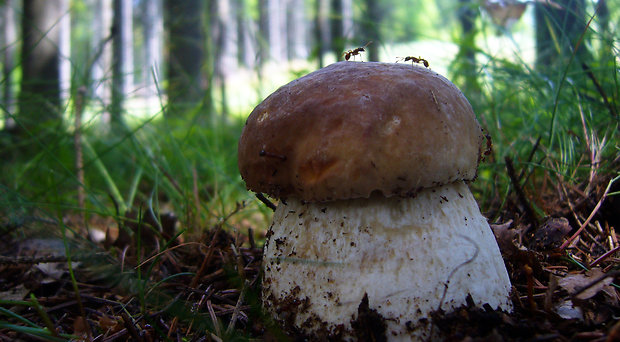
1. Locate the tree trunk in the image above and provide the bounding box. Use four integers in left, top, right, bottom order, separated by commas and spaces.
314, 0, 329, 67
141, 0, 163, 98
454, 0, 480, 98
212, 0, 238, 117
258, 0, 269, 64
287, 0, 307, 59
18, 0, 63, 134
361, 0, 381, 61
330, 0, 355, 59
111, 0, 133, 125
342, 0, 353, 41
58, 0, 70, 103
236, 0, 257, 68
267, 0, 287, 61
213, 0, 238, 75
535, 0, 589, 73
330, 0, 345, 60
91, 0, 113, 109
1, 0, 18, 128
164, 0, 207, 115
458, 0, 476, 67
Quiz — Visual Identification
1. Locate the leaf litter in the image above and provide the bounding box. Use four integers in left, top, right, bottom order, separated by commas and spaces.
0, 171, 619, 341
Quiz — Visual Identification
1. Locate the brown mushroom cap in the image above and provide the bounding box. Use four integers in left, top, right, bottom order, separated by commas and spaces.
238, 61, 485, 202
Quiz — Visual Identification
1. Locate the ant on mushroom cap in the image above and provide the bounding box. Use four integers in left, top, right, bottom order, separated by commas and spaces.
397, 56, 430, 68
343, 41, 372, 61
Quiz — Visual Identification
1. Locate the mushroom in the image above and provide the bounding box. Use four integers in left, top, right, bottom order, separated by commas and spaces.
238, 61, 512, 340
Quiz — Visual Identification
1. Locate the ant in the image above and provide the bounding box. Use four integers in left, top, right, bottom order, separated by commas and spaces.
343, 41, 372, 61
398, 56, 430, 68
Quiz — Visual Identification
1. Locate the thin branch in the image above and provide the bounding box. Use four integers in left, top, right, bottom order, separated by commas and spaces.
256, 192, 276, 211
581, 62, 618, 120
226, 281, 248, 334
590, 245, 620, 267
505, 157, 540, 227
560, 175, 619, 250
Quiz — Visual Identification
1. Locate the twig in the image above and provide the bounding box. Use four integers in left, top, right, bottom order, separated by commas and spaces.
0, 255, 68, 265
524, 264, 537, 312
192, 166, 201, 229
256, 192, 276, 211
248, 228, 256, 249
590, 245, 620, 267
166, 317, 178, 339
73, 86, 87, 237
135, 241, 204, 269
544, 275, 559, 311
102, 328, 128, 342
0, 253, 107, 265
207, 300, 222, 337
581, 62, 618, 120
518, 136, 542, 184
226, 281, 248, 334
231, 244, 246, 280
505, 157, 539, 227
560, 175, 619, 250
559, 180, 584, 232
189, 203, 244, 288
121, 312, 141, 342
185, 285, 214, 335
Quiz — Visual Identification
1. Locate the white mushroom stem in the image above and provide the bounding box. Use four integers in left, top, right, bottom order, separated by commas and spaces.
262, 181, 512, 340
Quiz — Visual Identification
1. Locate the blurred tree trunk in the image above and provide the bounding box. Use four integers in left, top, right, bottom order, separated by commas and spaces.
314, 0, 330, 67
258, 0, 269, 64
236, 0, 257, 68
141, 0, 163, 98
330, 0, 354, 59
342, 0, 354, 40
164, 0, 207, 115
330, 0, 345, 60
58, 0, 70, 103
18, 0, 63, 135
595, 0, 612, 60
454, 0, 480, 98
264, 0, 286, 61
287, 0, 308, 59
1, 0, 18, 128
534, 0, 589, 74
361, 0, 381, 61
213, 0, 238, 117
110, 0, 133, 125
92, 0, 113, 110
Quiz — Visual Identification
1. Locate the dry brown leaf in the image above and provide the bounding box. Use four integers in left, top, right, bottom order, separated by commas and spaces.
98, 313, 123, 334
558, 268, 613, 300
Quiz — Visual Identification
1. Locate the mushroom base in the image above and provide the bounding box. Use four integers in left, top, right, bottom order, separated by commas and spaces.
262, 181, 512, 340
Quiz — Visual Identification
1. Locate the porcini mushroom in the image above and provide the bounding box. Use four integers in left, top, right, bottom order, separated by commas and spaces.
238, 61, 512, 340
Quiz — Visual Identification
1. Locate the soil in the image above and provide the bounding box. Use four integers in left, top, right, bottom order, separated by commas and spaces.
0, 174, 619, 341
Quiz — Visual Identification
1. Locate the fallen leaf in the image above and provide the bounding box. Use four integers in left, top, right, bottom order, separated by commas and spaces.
558, 268, 613, 300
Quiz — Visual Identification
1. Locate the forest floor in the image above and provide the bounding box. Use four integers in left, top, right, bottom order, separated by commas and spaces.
1, 171, 619, 341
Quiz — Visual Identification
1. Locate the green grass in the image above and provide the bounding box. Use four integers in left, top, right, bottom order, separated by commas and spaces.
460, 19, 619, 215
0, 4, 619, 339
0, 101, 271, 235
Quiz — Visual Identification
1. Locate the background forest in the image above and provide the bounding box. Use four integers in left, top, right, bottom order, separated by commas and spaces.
0, 0, 619, 340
